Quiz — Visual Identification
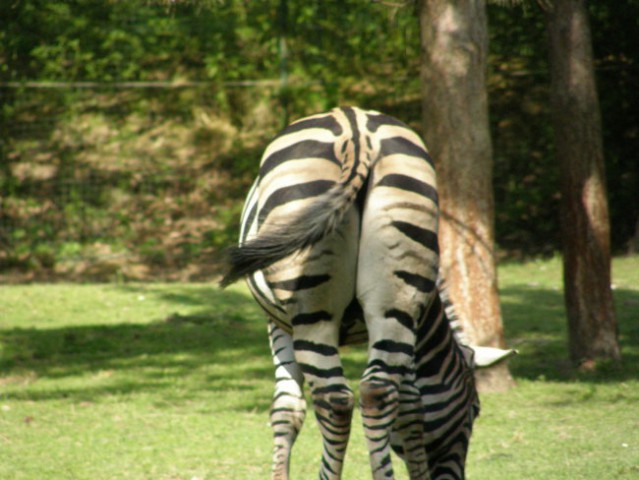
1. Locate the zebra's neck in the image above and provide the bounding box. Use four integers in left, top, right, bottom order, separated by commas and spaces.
415, 293, 474, 384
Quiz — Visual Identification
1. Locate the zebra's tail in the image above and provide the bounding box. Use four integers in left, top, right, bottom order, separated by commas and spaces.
219, 174, 367, 288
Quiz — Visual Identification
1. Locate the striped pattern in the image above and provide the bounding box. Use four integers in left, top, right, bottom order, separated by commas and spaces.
268, 322, 306, 479
221, 107, 479, 479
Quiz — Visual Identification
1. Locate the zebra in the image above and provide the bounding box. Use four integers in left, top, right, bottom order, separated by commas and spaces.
220, 106, 514, 479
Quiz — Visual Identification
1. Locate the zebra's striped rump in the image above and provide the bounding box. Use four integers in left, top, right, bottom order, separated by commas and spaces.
221, 107, 479, 479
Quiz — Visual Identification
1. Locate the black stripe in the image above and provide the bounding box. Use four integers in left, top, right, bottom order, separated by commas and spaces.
376, 174, 438, 205
385, 308, 415, 331
259, 179, 335, 224
372, 340, 414, 356
297, 274, 331, 289
442, 347, 463, 383
418, 297, 447, 346
432, 461, 464, 479
271, 421, 291, 427
271, 393, 302, 405
247, 275, 287, 316
418, 314, 451, 355
417, 328, 454, 379
341, 107, 361, 184
423, 388, 471, 431
380, 136, 433, 167
427, 418, 472, 455
274, 114, 343, 139
320, 454, 339, 474
293, 340, 338, 357
342, 107, 360, 139
366, 359, 411, 377
313, 384, 352, 395
423, 294, 444, 327
394, 270, 435, 293
273, 345, 287, 356
380, 454, 392, 468
271, 408, 300, 417
292, 310, 333, 326
240, 202, 258, 244
260, 140, 341, 179
391, 220, 439, 252
366, 112, 410, 132
299, 363, 344, 378
270, 274, 331, 291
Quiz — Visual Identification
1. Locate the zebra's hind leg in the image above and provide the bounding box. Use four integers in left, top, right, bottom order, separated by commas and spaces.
292, 304, 355, 479
356, 170, 437, 478
268, 322, 306, 480
263, 206, 359, 479
356, 248, 433, 479
359, 336, 429, 480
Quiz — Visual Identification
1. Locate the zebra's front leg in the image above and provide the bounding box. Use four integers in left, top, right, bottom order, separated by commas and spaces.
392, 375, 431, 480
268, 322, 307, 479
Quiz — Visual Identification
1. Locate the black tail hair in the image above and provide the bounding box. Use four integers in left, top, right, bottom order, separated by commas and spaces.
219, 179, 366, 288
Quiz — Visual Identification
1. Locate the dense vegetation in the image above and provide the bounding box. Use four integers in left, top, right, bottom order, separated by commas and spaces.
1, 1, 637, 279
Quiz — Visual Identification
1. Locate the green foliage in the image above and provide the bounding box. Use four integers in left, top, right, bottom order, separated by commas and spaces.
487, 2, 639, 255
2, 1, 273, 83
589, 1, 639, 248
0, 258, 638, 478
0, 0, 423, 279
1, 0, 638, 278
487, 4, 560, 255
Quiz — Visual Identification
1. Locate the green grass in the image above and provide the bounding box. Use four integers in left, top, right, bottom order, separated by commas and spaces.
1, 257, 638, 479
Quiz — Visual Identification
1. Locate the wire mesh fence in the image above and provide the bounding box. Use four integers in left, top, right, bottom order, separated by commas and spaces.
1, 82, 284, 281
2, 89, 419, 281
0, 80, 421, 282
1, 1, 431, 281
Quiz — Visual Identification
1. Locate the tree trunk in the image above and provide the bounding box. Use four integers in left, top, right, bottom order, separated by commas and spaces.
546, 0, 621, 367
418, 0, 514, 391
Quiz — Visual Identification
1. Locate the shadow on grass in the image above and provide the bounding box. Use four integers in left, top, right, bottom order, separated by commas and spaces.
0, 286, 275, 411
501, 285, 639, 383
2, 282, 637, 409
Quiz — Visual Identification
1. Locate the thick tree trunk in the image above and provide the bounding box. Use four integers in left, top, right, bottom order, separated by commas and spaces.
418, 0, 514, 391
546, 0, 621, 367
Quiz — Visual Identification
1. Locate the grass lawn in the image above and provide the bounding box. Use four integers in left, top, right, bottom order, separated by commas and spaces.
1, 256, 638, 479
